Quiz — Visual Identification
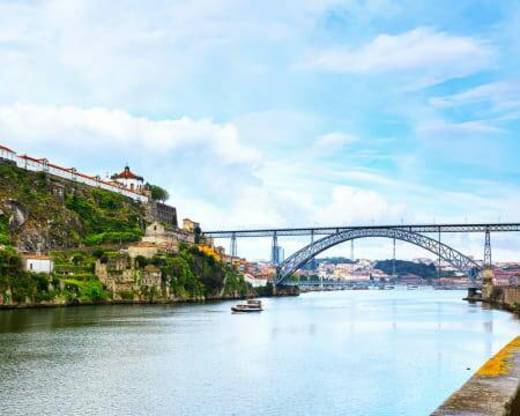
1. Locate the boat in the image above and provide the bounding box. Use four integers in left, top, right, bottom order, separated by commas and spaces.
352, 283, 369, 290
231, 299, 263, 313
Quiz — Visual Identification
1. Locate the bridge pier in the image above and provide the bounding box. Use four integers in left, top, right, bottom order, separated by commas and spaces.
481, 228, 494, 298
484, 228, 492, 268
466, 286, 482, 301
230, 233, 237, 258
309, 230, 317, 271
392, 237, 396, 278
437, 227, 441, 280
271, 231, 281, 265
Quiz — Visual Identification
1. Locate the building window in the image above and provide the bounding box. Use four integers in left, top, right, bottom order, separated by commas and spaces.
30, 263, 33, 271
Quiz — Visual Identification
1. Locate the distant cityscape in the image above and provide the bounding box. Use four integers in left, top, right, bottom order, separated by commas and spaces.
235, 254, 520, 288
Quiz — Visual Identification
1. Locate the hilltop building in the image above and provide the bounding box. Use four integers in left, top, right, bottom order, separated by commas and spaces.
0, 144, 148, 202
111, 166, 145, 192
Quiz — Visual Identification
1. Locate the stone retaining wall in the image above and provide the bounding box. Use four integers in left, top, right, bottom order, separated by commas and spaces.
483, 285, 520, 311
503, 288, 520, 308
431, 337, 520, 416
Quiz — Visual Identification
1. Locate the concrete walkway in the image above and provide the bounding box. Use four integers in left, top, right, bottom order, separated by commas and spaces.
432, 337, 520, 416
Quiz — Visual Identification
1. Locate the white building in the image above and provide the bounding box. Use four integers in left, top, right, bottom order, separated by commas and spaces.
22, 255, 54, 274
244, 273, 268, 288
111, 166, 145, 192
0, 144, 16, 162
0, 143, 148, 202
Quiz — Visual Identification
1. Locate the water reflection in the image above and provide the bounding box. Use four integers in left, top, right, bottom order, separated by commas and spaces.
0, 289, 519, 416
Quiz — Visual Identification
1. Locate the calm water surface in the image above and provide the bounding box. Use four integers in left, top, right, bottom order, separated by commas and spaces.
1, 289, 519, 416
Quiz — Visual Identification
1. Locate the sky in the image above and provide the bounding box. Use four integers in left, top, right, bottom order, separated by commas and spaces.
1, 0, 520, 261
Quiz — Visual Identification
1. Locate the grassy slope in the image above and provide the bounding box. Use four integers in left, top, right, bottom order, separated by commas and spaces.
0, 162, 144, 249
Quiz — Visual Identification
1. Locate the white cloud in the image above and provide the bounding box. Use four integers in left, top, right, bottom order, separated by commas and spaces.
314, 132, 358, 152
304, 27, 493, 86
0, 104, 264, 211
0, 104, 260, 165
314, 185, 406, 225
430, 81, 520, 111
417, 119, 504, 137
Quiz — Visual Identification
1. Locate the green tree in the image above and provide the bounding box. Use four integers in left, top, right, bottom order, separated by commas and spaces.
147, 184, 169, 202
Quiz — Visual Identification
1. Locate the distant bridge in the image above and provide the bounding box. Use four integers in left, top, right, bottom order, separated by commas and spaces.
204, 222, 520, 286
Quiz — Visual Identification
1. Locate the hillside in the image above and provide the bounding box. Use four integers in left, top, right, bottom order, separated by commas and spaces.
0, 161, 253, 307
0, 161, 145, 251
374, 260, 438, 279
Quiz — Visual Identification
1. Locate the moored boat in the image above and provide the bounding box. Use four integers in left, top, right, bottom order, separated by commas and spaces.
231, 299, 263, 313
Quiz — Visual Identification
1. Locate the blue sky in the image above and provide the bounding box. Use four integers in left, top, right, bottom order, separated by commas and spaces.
1, 0, 520, 260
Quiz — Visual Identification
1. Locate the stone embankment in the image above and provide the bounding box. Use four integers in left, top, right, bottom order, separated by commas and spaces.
272, 285, 300, 297
482, 286, 520, 312
432, 337, 520, 416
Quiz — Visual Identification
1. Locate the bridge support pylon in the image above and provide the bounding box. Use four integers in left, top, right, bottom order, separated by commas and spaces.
230, 233, 237, 259
481, 228, 494, 299
271, 231, 279, 265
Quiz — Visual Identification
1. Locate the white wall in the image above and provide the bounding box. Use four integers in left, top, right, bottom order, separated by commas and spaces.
115, 177, 144, 191
4, 150, 148, 203
24, 259, 54, 274
244, 274, 267, 288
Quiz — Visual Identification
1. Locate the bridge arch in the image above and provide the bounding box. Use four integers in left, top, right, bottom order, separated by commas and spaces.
275, 228, 481, 285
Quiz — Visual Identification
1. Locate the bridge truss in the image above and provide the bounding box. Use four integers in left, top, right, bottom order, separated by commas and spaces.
204, 222, 520, 286
275, 228, 482, 285
204, 223, 520, 239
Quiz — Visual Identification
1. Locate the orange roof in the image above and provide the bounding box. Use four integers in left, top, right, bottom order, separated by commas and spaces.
111, 166, 143, 181
0, 144, 15, 153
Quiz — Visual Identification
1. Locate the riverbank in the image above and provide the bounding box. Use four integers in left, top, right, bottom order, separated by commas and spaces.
0, 284, 299, 310
0, 244, 258, 309
430, 285, 520, 415
482, 285, 520, 313
0, 294, 246, 310
432, 336, 520, 416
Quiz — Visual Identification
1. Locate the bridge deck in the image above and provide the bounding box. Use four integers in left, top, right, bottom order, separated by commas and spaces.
204, 223, 520, 238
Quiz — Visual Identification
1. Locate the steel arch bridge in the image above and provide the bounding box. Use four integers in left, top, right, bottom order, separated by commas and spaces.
275, 228, 482, 286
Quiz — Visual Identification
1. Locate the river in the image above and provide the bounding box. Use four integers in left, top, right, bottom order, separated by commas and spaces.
0, 289, 519, 415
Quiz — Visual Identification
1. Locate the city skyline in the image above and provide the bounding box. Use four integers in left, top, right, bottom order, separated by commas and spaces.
1, 1, 519, 260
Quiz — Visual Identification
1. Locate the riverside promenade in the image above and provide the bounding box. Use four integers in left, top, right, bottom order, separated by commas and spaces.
432, 337, 520, 415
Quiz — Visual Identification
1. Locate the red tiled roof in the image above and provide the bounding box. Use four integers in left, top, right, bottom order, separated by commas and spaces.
111, 166, 143, 181
0, 144, 15, 153
19, 154, 47, 163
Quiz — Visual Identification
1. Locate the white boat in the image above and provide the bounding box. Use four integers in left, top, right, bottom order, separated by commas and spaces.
231, 299, 263, 313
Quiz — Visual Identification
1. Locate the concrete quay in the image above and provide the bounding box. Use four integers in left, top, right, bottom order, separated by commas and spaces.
431, 337, 520, 416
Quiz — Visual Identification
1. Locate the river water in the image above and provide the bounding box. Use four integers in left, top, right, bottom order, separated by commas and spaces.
0, 289, 519, 416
